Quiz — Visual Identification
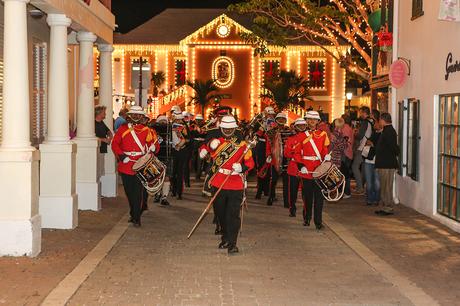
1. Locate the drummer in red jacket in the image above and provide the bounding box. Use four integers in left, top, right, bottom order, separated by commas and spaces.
112, 106, 160, 227
207, 115, 255, 254
293, 111, 330, 230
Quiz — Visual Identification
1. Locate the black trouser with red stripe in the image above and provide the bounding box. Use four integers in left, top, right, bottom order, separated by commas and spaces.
288, 175, 300, 215
213, 188, 242, 245
301, 178, 324, 226
121, 173, 147, 223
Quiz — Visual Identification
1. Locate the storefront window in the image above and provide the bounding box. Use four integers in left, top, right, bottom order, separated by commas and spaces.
397, 98, 420, 180
438, 94, 460, 221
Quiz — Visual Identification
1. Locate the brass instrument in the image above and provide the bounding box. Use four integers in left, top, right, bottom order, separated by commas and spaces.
200, 117, 217, 132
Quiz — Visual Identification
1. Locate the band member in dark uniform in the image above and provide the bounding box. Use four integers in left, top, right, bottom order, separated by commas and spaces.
207, 115, 255, 254
171, 112, 191, 200
151, 115, 173, 206
182, 111, 193, 187
190, 114, 207, 180
112, 106, 160, 227
285, 118, 307, 217
293, 111, 331, 230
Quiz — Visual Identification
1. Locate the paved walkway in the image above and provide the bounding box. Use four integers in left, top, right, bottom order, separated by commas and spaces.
68, 183, 414, 306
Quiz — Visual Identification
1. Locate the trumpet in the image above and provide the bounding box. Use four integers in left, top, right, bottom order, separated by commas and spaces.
199, 117, 217, 132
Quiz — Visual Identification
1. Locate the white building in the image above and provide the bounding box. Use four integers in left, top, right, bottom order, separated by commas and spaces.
0, 0, 115, 257
393, 0, 460, 231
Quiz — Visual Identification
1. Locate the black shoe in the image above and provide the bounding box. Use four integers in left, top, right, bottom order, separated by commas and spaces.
289, 212, 296, 217
366, 202, 373, 206
128, 217, 134, 223
303, 220, 310, 226
218, 241, 230, 249
154, 195, 161, 203
255, 194, 262, 200
214, 228, 223, 235
315, 223, 323, 230
375, 210, 384, 215
133, 220, 141, 227
267, 198, 273, 206
177, 195, 182, 200
378, 211, 394, 216
227, 244, 239, 254
160, 199, 170, 206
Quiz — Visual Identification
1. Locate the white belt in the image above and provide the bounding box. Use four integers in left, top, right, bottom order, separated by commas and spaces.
302, 156, 320, 161
257, 138, 266, 142
218, 168, 240, 176
123, 151, 144, 157
194, 138, 205, 141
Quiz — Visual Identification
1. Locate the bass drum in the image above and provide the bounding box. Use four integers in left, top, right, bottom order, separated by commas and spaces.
312, 161, 345, 202
133, 152, 166, 196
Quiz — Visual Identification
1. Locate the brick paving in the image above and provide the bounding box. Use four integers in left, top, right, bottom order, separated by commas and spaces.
69, 183, 412, 306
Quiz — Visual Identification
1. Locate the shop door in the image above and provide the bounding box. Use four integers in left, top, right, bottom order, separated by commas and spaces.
438, 94, 460, 221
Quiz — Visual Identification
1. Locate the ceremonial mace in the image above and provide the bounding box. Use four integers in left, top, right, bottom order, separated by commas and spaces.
187, 137, 257, 239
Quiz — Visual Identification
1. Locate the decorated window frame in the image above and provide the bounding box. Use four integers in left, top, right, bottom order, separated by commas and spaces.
212, 56, 235, 88
261, 58, 281, 83
307, 58, 327, 91
174, 57, 187, 87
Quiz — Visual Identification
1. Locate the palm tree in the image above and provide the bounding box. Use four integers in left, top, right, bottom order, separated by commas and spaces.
151, 71, 166, 97
261, 70, 311, 112
186, 79, 222, 117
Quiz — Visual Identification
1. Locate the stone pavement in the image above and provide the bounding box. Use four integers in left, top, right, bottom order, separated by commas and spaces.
69, 183, 413, 306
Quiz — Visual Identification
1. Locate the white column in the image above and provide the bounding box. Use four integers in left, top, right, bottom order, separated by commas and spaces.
74, 31, 101, 211
98, 44, 117, 197
39, 14, 78, 229
0, 0, 41, 257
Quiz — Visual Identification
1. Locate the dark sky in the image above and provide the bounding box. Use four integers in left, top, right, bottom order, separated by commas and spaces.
112, 0, 244, 34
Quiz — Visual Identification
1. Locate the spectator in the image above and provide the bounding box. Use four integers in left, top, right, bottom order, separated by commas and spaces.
362, 110, 381, 206
351, 106, 372, 194
341, 114, 354, 199
95, 105, 113, 154
330, 118, 347, 169
375, 113, 399, 216
114, 108, 128, 132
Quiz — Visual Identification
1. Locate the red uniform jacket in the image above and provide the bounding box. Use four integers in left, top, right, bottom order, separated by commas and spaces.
209, 137, 255, 190
111, 123, 160, 175
293, 130, 330, 179
284, 132, 304, 176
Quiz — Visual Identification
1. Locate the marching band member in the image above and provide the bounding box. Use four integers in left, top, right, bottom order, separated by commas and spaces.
293, 111, 330, 230
190, 114, 207, 180
284, 118, 307, 217
266, 112, 294, 207
254, 123, 269, 199
171, 112, 190, 200
112, 106, 160, 227
207, 115, 255, 254
152, 115, 173, 206
182, 111, 193, 187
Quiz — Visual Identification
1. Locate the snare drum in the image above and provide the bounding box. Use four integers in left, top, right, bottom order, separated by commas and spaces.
312, 161, 345, 202
133, 152, 166, 195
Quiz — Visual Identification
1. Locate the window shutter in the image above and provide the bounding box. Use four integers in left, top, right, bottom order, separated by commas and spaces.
31, 43, 47, 147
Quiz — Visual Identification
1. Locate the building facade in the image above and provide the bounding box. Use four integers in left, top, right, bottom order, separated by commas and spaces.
393, 0, 460, 232
0, 0, 115, 257
112, 9, 348, 121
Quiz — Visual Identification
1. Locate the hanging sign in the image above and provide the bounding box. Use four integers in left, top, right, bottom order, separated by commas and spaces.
389, 59, 409, 88
439, 0, 460, 21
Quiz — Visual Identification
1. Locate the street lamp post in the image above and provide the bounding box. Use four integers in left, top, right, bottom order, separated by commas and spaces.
346, 92, 353, 113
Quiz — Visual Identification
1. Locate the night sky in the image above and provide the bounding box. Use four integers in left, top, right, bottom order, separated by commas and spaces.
112, 0, 244, 34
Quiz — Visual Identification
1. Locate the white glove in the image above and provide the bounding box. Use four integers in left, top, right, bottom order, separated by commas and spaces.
300, 167, 308, 174
210, 139, 221, 150
266, 156, 272, 163
199, 148, 208, 159
123, 157, 130, 164
232, 163, 243, 173
324, 154, 331, 161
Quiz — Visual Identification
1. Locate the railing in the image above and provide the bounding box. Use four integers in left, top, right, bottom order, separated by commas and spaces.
158, 85, 188, 107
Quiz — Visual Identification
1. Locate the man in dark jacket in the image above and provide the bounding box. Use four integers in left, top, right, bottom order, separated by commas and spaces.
374, 113, 399, 216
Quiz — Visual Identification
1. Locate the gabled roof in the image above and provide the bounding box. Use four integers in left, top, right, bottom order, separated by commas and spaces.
114, 9, 254, 45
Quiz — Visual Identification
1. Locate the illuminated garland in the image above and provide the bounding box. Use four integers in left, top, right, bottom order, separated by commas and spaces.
212, 56, 235, 88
